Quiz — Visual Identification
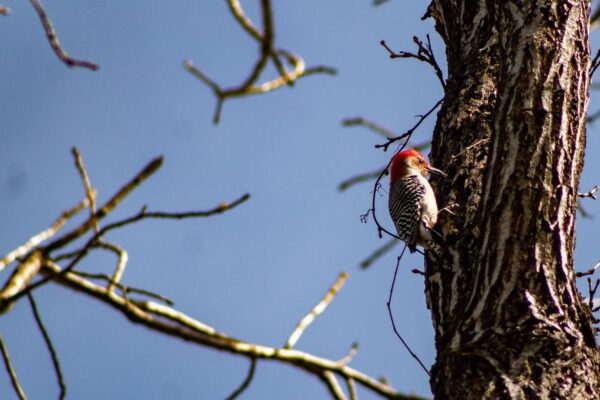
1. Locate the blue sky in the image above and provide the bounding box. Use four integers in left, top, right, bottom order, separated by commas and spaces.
0, 1, 599, 399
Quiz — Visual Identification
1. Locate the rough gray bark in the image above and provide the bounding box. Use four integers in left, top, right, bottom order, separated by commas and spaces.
425, 1, 600, 398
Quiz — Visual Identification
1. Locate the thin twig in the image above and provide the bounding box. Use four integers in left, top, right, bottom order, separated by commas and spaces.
45, 156, 164, 252
0, 334, 26, 400
71, 271, 174, 305
225, 358, 257, 400
578, 185, 599, 200
342, 117, 399, 138
95, 240, 128, 294
380, 35, 445, 90
4, 192, 249, 308
375, 98, 443, 151
336, 343, 359, 366
360, 238, 399, 269
339, 168, 387, 192
94, 193, 251, 238
587, 278, 600, 315
0, 250, 45, 314
342, 116, 433, 153
285, 272, 349, 349
591, 50, 600, 77
0, 197, 90, 272
576, 261, 600, 278
1, 244, 89, 309
387, 247, 431, 376
72, 148, 99, 232
29, 0, 98, 70
322, 371, 346, 400
185, 0, 335, 124
347, 377, 358, 400
28, 293, 66, 400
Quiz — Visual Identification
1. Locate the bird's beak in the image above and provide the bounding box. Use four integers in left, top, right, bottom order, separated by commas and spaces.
426, 166, 447, 178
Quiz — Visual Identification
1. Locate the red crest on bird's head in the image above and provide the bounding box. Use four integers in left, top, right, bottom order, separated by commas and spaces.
390, 149, 428, 183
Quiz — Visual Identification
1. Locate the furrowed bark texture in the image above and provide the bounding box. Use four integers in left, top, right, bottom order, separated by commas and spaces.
425, 1, 600, 398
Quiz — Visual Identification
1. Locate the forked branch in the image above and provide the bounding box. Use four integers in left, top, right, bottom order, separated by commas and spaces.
185, 0, 336, 123
380, 35, 445, 90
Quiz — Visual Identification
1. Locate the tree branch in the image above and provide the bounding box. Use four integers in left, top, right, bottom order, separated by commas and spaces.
578, 185, 599, 200
322, 371, 347, 400
285, 272, 348, 349
28, 293, 66, 400
0, 196, 90, 272
225, 358, 257, 400
71, 147, 99, 232
0, 334, 26, 400
40, 260, 420, 399
29, 0, 98, 70
360, 238, 399, 269
184, 0, 336, 124
375, 98, 443, 152
45, 156, 164, 252
387, 249, 430, 377
380, 35, 445, 90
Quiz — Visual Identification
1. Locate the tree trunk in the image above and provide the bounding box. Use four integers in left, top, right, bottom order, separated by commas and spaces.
425, 1, 600, 398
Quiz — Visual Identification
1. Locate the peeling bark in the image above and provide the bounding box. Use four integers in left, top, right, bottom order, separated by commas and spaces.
425, 1, 600, 398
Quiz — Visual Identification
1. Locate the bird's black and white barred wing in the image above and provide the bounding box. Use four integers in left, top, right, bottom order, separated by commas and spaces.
388, 176, 425, 248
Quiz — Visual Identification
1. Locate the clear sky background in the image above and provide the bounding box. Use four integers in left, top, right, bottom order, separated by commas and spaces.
0, 1, 599, 399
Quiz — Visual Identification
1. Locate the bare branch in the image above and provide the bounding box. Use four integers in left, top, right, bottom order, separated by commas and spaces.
587, 278, 600, 318
591, 49, 600, 76
95, 240, 128, 295
71, 271, 174, 305
29, 0, 98, 70
360, 238, 399, 269
339, 168, 386, 192
2, 193, 249, 312
0, 334, 26, 400
285, 272, 348, 349
45, 156, 164, 252
28, 293, 66, 400
225, 358, 257, 400
185, 0, 335, 124
0, 196, 90, 272
375, 98, 443, 152
342, 117, 399, 138
387, 249, 431, 377
347, 377, 358, 400
322, 371, 347, 400
576, 261, 600, 278
71, 148, 99, 232
336, 343, 359, 366
380, 35, 445, 90
94, 193, 251, 236
0, 245, 89, 311
0, 250, 44, 313
42, 261, 415, 399
578, 185, 599, 200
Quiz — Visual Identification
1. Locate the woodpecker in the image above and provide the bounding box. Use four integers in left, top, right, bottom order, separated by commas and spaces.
388, 149, 446, 253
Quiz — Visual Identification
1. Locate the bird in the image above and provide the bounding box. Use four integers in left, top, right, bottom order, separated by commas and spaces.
388, 149, 446, 253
